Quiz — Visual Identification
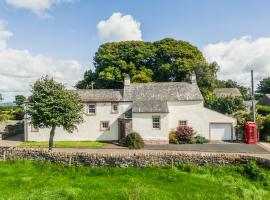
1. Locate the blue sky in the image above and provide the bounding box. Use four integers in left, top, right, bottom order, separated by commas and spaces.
1, 0, 270, 101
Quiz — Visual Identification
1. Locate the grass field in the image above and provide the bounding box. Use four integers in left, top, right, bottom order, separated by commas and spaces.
0, 161, 269, 200
18, 141, 105, 148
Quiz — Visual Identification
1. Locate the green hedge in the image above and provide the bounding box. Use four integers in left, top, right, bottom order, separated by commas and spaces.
256, 105, 270, 116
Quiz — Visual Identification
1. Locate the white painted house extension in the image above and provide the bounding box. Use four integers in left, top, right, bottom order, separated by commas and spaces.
25, 75, 237, 144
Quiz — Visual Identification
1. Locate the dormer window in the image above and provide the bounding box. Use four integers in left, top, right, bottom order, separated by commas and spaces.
88, 104, 96, 115
111, 103, 119, 113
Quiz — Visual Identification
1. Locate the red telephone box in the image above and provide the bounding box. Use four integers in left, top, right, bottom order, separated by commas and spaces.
244, 122, 258, 144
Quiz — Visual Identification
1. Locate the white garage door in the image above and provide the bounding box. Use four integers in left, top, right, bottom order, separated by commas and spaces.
210, 123, 232, 140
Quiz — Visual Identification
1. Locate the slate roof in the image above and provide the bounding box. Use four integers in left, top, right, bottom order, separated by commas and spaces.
74, 89, 123, 102
133, 100, 169, 113
244, 100, 258, 108
74, 82, 203, 113
124, 82, 203, 101
214, 88, 242, 97
257, 94, 270, 106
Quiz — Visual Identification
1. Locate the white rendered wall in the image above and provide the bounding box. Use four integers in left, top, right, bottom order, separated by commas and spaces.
132, 113, 169, 141
202, 108, 237, 140
167, 101, 236, 140
168, 101, 204, 136
26, 102, 132, 142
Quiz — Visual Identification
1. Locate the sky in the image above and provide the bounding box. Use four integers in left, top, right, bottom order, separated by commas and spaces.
0, 0, 270, 102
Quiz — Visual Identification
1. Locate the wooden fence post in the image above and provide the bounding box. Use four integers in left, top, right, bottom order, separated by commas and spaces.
69, 156, 72, 166
3, 150, 6, 161
171, 158, 174, 169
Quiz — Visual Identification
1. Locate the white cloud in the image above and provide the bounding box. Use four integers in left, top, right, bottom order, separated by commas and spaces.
0, 20, 85, 102
97, 12, 142, 43
5, 0, 75, 17
203, 36, 270, 88
0, 20, 13, 50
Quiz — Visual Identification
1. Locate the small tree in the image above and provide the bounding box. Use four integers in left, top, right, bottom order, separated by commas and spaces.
257, 77, 270, 94
27, 76, 84, 150
14, 95, 26, 109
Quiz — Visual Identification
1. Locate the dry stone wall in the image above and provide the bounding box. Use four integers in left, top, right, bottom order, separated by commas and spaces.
0, 147, 269, 168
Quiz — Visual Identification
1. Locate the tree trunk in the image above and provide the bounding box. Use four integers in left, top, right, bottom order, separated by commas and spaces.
49, 125, 56, 151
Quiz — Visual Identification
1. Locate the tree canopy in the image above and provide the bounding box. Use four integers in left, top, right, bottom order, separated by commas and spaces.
76, 38, 218, 97
206, 96, 245, 115
27, 76, 84, 150
257, 77, 270, 94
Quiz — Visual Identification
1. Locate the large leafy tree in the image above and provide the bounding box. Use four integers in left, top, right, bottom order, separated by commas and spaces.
194, 61, 219, 99
152, 38, 205, 81
257, 77, 270, 94
27, 76, 84, 150
76, 38, 215, 95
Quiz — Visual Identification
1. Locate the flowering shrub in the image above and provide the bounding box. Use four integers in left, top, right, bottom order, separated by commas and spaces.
175, 125, 196, 143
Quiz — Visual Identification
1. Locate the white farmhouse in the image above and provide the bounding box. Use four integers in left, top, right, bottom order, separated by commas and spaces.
25, 75, 236, 144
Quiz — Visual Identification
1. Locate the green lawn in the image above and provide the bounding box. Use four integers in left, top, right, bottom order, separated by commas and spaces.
18, 141, 105, 148
0, 161, 269, 200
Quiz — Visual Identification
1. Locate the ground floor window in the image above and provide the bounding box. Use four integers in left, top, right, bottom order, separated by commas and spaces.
179, 120, 188, 126
100, 121, 110, 131
152, 116, 161, 129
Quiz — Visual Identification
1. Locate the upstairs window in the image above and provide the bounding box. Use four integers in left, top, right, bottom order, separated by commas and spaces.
152, 116, 161, 129
179, 120, 188, 126
100, 121, 110, 131
88, 104, 96, 114
111, 103, 119, 113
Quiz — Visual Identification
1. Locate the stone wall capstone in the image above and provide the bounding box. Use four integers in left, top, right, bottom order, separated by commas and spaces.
0, 147, 269, 168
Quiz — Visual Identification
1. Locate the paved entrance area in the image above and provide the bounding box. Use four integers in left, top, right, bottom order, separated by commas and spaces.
145, 143, 270, 154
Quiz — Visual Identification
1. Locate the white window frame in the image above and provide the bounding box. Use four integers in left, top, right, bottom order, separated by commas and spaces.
100, 121, 110, 131
152, 116, 161, 130
88, 104, 96, 115
179, 120, 188, 126
111, 103, 119, 114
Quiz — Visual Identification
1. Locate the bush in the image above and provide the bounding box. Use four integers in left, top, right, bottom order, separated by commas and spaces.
244, 161, 269, 185
124, 132, 145, 149
261, 115, 270, 141
0, 113, 13, 122
175, 125, 196, 143
169, 130, 178, 144
188, 137, 197, 144
193, 135, 209, 144
205, 96, 245, 115
256, 105, 270, 116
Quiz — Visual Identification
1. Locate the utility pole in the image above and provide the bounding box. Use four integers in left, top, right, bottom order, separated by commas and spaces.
251, 70, 256, 123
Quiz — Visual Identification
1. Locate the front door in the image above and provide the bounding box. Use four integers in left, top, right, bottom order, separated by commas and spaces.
118, 120, 126, 140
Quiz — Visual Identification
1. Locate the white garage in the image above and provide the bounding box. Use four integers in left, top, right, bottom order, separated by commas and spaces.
210, 123, 233, 141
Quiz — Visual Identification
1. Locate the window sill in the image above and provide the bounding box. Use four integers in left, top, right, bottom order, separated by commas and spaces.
85, 113, 96, 116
